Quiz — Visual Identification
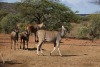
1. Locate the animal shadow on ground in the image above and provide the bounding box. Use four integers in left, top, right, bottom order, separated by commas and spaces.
0, 42, 10, 43
62, 54, 80, 57
0, 60, 22, 67
24, 48, 45, 51
26, 47, 37, 51
50, 54, 83, 57
62, 53, 88, 57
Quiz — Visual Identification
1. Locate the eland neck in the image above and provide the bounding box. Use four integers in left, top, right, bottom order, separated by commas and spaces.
61, 26, 65, 37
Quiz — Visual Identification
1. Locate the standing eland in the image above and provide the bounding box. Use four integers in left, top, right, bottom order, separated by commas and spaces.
11, 28, 19, 50
26, 23, 45, 42
20, 30, 30, 50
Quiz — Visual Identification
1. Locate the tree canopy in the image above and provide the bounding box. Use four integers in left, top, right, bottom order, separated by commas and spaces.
15, 0, 76, 30
0, 0, 78, 33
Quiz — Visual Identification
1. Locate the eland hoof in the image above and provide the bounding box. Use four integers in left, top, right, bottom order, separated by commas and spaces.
37, 53, 40, 56
50, 53, 52, 56
60, 55, 63, 57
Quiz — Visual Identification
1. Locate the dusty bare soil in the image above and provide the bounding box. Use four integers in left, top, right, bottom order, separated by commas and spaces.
0, 34, 100, 67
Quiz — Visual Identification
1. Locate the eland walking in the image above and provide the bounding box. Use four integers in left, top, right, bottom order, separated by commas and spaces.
36, 25, 67, 56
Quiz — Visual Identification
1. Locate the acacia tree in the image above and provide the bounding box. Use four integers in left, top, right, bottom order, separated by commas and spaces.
16, 0, 76, 30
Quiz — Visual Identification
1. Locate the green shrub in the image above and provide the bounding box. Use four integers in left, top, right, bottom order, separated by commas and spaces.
0, 14, 19, 33
77, 26, 89, 39
88, 14, 100, 41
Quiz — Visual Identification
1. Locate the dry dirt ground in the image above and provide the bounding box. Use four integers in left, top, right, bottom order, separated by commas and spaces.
0, 34, 100, 67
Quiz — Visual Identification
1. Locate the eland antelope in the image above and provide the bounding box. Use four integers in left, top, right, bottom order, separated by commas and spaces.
26, 23, 45, 42
20, 30, 30, 49
36, 25, 66, 56
11, 29, 19, 50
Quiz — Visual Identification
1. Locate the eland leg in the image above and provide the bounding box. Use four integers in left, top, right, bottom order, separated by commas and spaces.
50, 47, 56, 56
0, 52, 5, 64
16, 41, 19, 49
11, 40, 12, 49
20, 39, 22, 49
50, 42, 56, 55
23, 40, 25, 49
26, 40, 28, 49
14, 40, 16, 50
57, 43, 62, 56
34, 33, 38, 42
37, 41, 43, 55
40, 42, 44, 56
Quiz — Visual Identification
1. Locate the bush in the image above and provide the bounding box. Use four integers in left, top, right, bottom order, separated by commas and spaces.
0, 14, 19, 33
88, 14, 100, 41
77, 25, 89, 39
77, 14, 100, 41
0, 9, 8, 21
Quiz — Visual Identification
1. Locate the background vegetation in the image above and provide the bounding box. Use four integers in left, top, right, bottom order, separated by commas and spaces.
0, 0, 78, 32
0, 0, 100, 41
77, 14, 100, 41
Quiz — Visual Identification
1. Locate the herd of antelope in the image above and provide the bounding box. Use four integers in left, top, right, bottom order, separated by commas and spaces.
0, 22, 68, 64
10, 22, 68, 56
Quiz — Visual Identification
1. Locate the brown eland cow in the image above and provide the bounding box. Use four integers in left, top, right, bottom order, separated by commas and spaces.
26, 23, 45, 42
11, 28, 19, 50
19, 30, 30, 50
